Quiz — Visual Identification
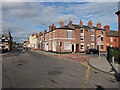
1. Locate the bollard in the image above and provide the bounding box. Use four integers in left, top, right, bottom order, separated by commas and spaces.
112, 56, 115, 63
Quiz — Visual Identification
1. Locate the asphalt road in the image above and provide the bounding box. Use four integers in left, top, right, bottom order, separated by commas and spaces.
2, 49, 119, 88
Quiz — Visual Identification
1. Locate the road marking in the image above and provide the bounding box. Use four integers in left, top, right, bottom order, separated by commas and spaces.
82, 64, 91, 89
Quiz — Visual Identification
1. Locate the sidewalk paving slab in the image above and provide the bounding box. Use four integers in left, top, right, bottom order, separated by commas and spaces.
88, 56, 120, 75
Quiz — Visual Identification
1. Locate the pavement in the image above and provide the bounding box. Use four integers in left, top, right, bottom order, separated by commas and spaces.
88, 56, 120, 75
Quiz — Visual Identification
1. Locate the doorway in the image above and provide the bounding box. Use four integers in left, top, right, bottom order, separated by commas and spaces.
72, 44, 74, 52
76, 44, 79, 52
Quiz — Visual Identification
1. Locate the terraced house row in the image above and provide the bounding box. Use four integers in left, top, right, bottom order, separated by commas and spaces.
26, 20, 118, 53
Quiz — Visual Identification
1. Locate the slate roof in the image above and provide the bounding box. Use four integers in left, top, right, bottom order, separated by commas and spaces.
106, 30, 118, 37
55, 25, 75, 30
56, 24, 105, 31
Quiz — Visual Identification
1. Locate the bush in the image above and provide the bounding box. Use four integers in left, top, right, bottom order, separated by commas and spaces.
109, 48, 120, 64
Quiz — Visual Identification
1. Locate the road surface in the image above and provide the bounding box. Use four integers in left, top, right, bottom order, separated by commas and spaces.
2, 49, 119, 88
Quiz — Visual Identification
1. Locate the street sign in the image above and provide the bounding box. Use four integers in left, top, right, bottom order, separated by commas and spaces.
98, 36, 101, 45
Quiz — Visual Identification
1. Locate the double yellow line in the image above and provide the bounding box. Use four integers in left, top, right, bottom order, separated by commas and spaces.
82, 64, 91, 89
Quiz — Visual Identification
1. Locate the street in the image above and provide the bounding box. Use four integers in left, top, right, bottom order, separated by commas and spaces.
2, 49, 119, 88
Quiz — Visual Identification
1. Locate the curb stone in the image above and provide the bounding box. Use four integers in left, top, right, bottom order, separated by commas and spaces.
88, 59, 115, 76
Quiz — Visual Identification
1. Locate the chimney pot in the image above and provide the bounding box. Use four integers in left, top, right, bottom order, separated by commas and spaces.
104, 24, 110, 31
80, 20, 83, 26
49, 25, 53, 31
60, 20, 64, 27
96, 22, 101, 28
52, 24, 56, 30
68, 20, 73, 27
88, 20, 92, 26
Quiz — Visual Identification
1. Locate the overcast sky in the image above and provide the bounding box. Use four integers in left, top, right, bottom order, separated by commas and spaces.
1, 0, 119, 43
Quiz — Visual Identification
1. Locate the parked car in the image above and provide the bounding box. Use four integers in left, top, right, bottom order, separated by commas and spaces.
85, 49, 99, 54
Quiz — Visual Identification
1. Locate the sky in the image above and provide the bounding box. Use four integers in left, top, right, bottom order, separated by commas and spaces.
1, 0, 119, 43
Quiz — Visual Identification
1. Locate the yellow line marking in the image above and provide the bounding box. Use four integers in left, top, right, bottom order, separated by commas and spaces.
82, 64, 91, 89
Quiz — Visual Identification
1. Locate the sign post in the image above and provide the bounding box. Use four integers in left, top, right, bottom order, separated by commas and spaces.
98, 36, 101, 58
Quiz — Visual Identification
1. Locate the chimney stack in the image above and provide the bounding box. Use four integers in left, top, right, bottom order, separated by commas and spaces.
49, 25, 53, 32
60, 20, 64, 27
96, 22, 101, 28
44, 30, 47, 34
104, 24, 110, 31
80, 20, 83, 26
52, 24, 56, 30
88, 20, 92, 26
68, 20, 73, 27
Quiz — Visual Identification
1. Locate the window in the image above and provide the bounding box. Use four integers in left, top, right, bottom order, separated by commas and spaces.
110, 37, 113, 42
110, 45, 113, 47
80, 36, 84, 41
91, 29, 94, 34
101, 45, 104, 49
81, 29, 84, 33
81, 43, 84, 50
91, 43, 94, 48
64, 42, 71, 50
81, 45, 84, 49
91, 35, 94, 41
100, 31, 103, 34
101, 37, 103, 41
67, 30, 72, 38
53, 41, 56, 51
86, 44, 89, 49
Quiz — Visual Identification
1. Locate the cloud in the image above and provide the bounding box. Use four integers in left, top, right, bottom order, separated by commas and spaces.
2, 2, 118, 42
9, 8, 39, 18
52, 14, 78, 23
65, 2, 118, 28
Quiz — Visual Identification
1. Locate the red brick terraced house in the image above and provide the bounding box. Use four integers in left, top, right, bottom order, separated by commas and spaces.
115, 10, 120, 49
35, 20, 108, 53
105, 24, 118, 48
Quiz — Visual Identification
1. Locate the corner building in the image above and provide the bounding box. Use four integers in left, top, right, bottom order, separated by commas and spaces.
37, 20, 107, 53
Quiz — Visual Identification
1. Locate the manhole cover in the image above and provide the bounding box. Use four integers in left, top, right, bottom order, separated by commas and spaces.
48, 70, 62, 75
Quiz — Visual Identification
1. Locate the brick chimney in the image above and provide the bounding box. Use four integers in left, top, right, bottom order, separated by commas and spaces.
68, 20, 73, 27
44, 30, 47, 34
79, 20, 83, 26
52, 24, 56, 30
49, 25, 53, 32
96, 22, 101, 28
104, 24, 110, 31
60, 20, 64, 27
88, 20, 92, 26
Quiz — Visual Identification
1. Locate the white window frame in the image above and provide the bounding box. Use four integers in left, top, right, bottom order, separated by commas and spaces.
110, 37, 113, 42
91, 43, 94, 48
80, 43, 84, 50
67, 30, 72, 38
91, 35, 94, 41
53, 41, 56, 51
80, 36, 84, 41
64, 42, 71, 50
91, 29, 95, 34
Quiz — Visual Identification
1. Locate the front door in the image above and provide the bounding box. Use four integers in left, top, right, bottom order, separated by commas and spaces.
76, 44, 79, 52
72, 44, 74, 52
